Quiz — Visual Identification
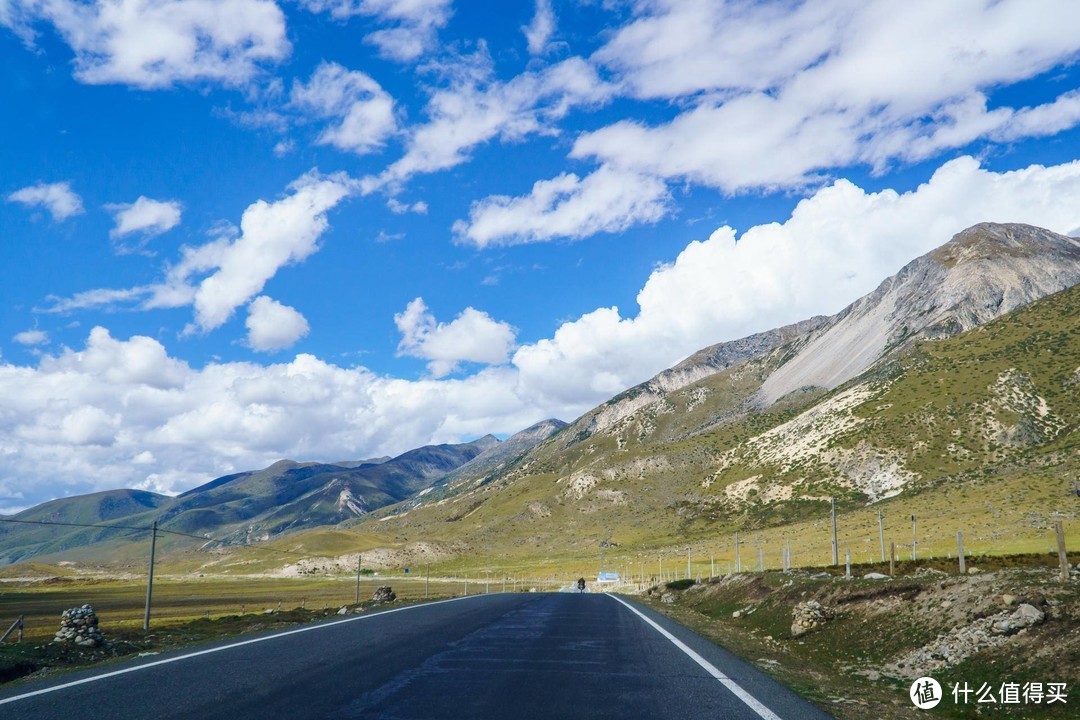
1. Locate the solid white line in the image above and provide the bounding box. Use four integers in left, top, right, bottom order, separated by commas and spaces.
0, 595, 477, 706
607, 593, 783, 720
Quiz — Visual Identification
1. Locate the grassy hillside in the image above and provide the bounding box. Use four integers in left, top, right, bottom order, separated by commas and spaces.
0, 490, 169, 565
353, 284, 1079, 571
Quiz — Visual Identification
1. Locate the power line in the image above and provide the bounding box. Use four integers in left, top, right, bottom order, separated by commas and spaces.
0, 516, 339, 558
0, 516, 208, 541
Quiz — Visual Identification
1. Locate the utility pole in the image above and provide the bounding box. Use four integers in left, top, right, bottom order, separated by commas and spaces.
486, 544, 491, 594
658, 554, 663, 582
831, 497, 838, 566
354, 553, 363, 605
957, 532, 966, 575
686, 546, 691, 580
912, 515, 917, 562
1056, 522, 1069, 583
735, 532, 741, 573
143, 521, 157, 633
878, 510, 885, 562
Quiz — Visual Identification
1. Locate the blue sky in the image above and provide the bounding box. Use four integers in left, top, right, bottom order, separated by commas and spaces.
3, 0, 1080, 512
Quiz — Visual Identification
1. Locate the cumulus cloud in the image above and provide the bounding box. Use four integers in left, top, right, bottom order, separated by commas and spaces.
454, 164, 670, 246
1, 0, 290, 89
291, 62, 398, 155
7, 181, 84, 221
373, 52, 613, 189
13, 330, 48, 346
188, 172, 351, 332
511, 156, 1080, 408
245, 296, 310, 351
40, 171, 354, 336
9, 157, 1080, 513
107, 196, 182, 252
0, 328, 540, 508
395, 297, 516, 377
523, 0, 555, 55
297, 0, 452, 62
578, 0, 1080, 192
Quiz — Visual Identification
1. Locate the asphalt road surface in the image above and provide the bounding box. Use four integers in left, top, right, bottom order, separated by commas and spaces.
0, 593, 833, 719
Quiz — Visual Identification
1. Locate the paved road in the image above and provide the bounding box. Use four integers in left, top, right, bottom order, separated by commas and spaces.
0, 593, 832, 719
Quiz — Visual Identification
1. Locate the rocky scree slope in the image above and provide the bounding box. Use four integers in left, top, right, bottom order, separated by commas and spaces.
758, 223, 1080, 404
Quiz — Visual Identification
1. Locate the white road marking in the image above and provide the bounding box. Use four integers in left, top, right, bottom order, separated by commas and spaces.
607, 593, 784, 720
0, 595, 477, 706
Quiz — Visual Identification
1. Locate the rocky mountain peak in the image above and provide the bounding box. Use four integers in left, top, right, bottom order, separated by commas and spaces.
931, 222, 1080, 267
757, 222, 1080, 404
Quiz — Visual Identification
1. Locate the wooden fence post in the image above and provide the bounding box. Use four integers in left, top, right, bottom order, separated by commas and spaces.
957, 531, 966, 575
889, 541, 895, 577
1056, 522, 1070, 583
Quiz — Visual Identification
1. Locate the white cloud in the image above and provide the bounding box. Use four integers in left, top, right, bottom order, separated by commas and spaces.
107, 196, 182, 252
7, 181, 84, 221
13, 330, 48, 346
245, 296, 310, 351
39, 172, 354, 336
387, 197, 428, 214
190, 172, 352, 332
454, 164, 670, 247
273, 139, 295, 157
42, 286, 154, 314
511, 156, 1080, 409
373, 53, 613, 188
9, 158, 1080, 514
0, 328, 541, 508
60, 406, 119, 446
395, 297, 516, 377
291, 62, 398, 155
994, 89, 1080, 141
578, 0, 1080, 192
297, 0, 452, 62
523, 0, 555, 55
2, 0, 290, 89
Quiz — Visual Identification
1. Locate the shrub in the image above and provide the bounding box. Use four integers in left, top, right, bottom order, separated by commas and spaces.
665, 579, 695, 591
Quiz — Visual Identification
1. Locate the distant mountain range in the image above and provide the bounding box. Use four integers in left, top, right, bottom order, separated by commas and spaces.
0, 429, 563, 564
3, 222, 1078, 569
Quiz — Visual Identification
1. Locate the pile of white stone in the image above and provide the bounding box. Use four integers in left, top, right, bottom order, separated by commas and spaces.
371, 586, 396, 604
53, 604, 105, 647
885, 603, 1045, 679
791, 600, 835, 637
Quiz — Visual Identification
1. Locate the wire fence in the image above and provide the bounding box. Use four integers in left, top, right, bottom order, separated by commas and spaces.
591, 505, 1076, 589
0, 502, 1073, 640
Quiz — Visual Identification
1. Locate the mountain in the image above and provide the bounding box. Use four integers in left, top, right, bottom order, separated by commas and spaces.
0, 489, 169, 564
364, 223, 1080, 557
5, 222, 1078, 571
415, 419, 569, 504
0, 437, 499, 564
757, 222, 1080, 404
157, 436, 502, 542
